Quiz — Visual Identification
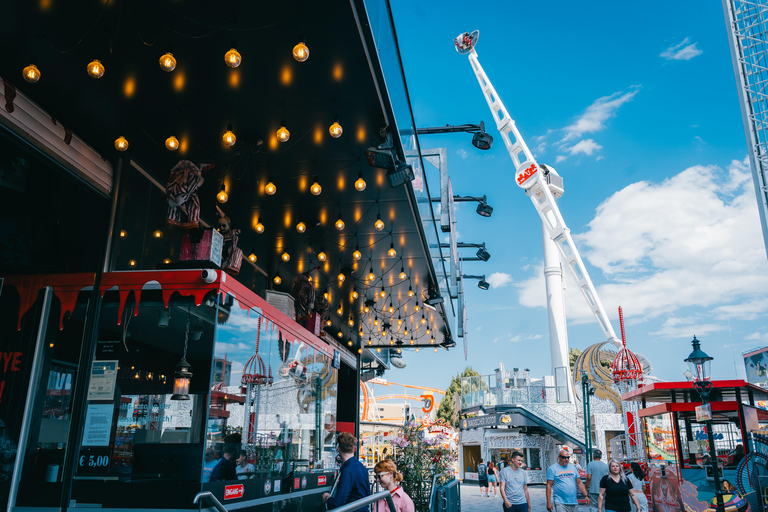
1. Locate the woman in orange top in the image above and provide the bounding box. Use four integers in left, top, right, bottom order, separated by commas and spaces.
373, 460, 415, 512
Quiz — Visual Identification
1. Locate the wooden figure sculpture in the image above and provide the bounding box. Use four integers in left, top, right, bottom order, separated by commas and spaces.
166, 160, 213, 228
216, 206, 243, 275
292, 272, 315, 320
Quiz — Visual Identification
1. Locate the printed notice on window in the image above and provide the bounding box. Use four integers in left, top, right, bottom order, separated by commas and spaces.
87, 360, 118, 401
82, 403, 114, 446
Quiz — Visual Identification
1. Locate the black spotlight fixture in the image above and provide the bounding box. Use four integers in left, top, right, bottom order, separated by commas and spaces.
476, 195, 493, 217
412, 121, 493, 151
476, 243, 491, 262
386, 160, 415, 188
478, 277, 490, 290
471, 121, 493, 150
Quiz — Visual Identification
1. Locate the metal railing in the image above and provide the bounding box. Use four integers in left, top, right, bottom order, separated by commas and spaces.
428, 472, 460, 512
194, 492, 228, 512
195, 489, 397, 512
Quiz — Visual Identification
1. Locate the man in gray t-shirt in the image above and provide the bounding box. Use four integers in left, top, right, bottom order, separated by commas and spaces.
500, 451, 530, 512
584, 450, 609, 512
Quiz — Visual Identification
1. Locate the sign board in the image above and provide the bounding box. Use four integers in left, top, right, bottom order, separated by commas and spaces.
744, 346, 768, 385
82, 403, 114, 446
695, 403, 713, 422
87, 360, 117, 401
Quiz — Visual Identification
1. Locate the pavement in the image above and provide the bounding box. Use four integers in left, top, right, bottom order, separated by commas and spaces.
459, 483, 590, 512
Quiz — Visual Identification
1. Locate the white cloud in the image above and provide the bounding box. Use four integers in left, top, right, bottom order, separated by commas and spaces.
746, 332, 767, 341
648, 317, 724, 339
661, 38, 703, 61
556, 155, 568, 163
562, 89, 639, 142
596, 156, 604, 161
486, 272, 513, 288
457, 149, 469, 160
509, 333, 543, 343
568, 139, 603, 156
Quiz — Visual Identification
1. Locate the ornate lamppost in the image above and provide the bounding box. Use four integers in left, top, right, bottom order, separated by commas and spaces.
581, 373, 595, 459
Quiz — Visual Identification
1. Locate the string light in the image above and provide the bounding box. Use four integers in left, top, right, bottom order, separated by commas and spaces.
337, 304, 343, 315
421, 315, 426, 325
355, 171, 366, 191
310, 177, 322, 196
381, 327, 387, 337
375, 213, 385, 231
129, 259, 137, 267
388, 242, 397, 258
338, 272, 346, 284
377, 347, 381, 353
404, 327, 409, 336
323, 292, 330, 301
329, 115, 343, 138
374, 317, 379, 327
408, 285, 415, 298
114, 136, 129, 151
426, 326, 431, 336
87, 59, 105, 78
389, 338, 394, 345
358, 348, 363, 354
397, 316, 402, 326
276, 120, 290, 143
318, 249, 327, 262
351, 289, 359, 300
389, 303, 394, 314
414, 302, 420, 312
293, 40, 309, 62
325, 319, 332, 327
223, 124, 236, 146
335, 213, 345, 231
119, 230, 127, 238
434, 347, 438, 352
399, 266, 407, 281
367, 337, 372, 345
248, 253, 257, 263
217, 184, 228, 203
163, 258, 172, 264
379, 286, 387, 298
265, 179, 277, 195
353, 246, 362, 261
367, 262, 375, 281
23, 64, 40, 83
165, 135, 179, 151
360, 329, 365, 338
273, 274, 282, 285
159, 53, 177, 72
348, 317, 354, 327
338, 331, 343, 338
364, 305, 370, 314
410, 337, 415, 345
397, 347, 401, 354
255, 218, 265, 234
430, 337, 435, 344
225, 47, 242, 68
281, 252, 290, 262
416, 347, 420, 353
153, 230, 163, 239
296, 222, 306, 233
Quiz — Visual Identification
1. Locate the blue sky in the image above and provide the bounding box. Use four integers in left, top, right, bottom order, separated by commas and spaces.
385, 0, 768, 390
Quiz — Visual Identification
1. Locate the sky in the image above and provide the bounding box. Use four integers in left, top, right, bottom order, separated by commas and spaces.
383, 0, 768, 392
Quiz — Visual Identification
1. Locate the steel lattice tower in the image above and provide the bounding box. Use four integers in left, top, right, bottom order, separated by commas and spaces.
724, 0, 768, 259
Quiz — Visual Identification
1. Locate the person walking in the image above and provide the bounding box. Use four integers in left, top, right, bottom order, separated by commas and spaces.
598, 460, 642, 512
323, 433, 370, 512
585, 450, 609, 512
488, 461, 500, 497
500, 451, 531, 512
547, 449, 589, 512
373, 459, 415, 512
477, 458, 490, 497
627, 463, 648, 512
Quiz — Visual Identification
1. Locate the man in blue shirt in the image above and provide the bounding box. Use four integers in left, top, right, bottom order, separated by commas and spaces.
323, 432, 370, 512
546, 449, 588, 512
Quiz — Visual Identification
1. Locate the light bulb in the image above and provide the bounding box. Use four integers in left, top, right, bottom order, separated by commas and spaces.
389, 338, 394, 345
293, 41, 309, 62
368, 269, 375, 281
368, 338, 372, 345
375, 214, 385, 231
404, 328, 408, 336
408, 286, 415, 298
360, 330, 365, 338
310, 179, 322, 195
397, 316, 402, 326
388, 243, 396, 258
353, 246, 362, 261
397, 347, 401, 354
225, 48, 242, 68
414, 302, 420, 312
434, 347, 438, 352
430, 337, 435, 344
399, 268, 407, 280
329, 120, 343, 138
296, 222, 306, 233
281, 252, 290, 262
114, 136, 129, 151
426, 327, 431, 335
355, 172, 366, 191
87, 59, 105, 78
255, 219, 265, 234
358, 348, 363, 354
325, 319, 332, 327
323, 292, 330, 301
348, 318, 354, 327
153, 230, 163, 239
421, 315, 426, 325
335, 214, 345, 231
165, 135, 179, 151
416, 347, 420, 353
223, 124, 236, 146
276, 123, 290, 143
347, 340, 352, 346
23, 64, 40, 83
364, 305, 370, 314
352, 289, 359, 299
337, 306, 343, 315
273, 275, 282, 285
379, 287, 386, 298
265, 180, 277, 195
217, 185, 228, 203
159, 53, 177, 72
389, 304, 394, 313
382, 328, 387, 336
248, 253, 257, 263
338, 273, 345, 284
119, 230, 127, 238
163, 258, 172, 264
129, 259, 137, 267
377, 347, 381, 353
374, 317, 379, 327
318, 250, 327, 262
410, 338, 414, 345
338, 331, 343, 338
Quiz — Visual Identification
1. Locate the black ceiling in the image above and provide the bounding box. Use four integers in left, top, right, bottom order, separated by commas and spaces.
0, 0, 449, 349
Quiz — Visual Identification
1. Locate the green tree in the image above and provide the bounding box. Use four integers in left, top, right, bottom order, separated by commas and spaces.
570, 346, 611, 376
436, 366, 483, 427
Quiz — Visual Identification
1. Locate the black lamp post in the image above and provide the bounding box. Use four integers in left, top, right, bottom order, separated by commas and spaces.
685, 336, 723, 512
581, 373, 595, 459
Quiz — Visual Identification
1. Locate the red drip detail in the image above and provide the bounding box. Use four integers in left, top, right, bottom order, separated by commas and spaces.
116, 290, 131, 325
134, 289, 142, 316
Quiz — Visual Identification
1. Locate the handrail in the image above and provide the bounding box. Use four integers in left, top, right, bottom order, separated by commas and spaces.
428, 472, 454, 511
331, 489, 396, 512
194, 491, 228, 512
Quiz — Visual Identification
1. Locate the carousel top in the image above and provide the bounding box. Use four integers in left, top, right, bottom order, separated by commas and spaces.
611, 307, 644, 384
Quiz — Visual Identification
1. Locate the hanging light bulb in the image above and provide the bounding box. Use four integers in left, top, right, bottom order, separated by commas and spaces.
351, 289, 359, 300
389, 303, 394, 314
255, 217, 265, 234
329, 115, 343, 138
87, 59, 105, 78
217, 184, 229, 203
338, 272, 345, 284
337, 331, 343, 338
379, 286, 387, 298
416, 347, 420, 353
335, 213, 345, 231
360, 329, 365, 338
296, 221, 306, 233
426, 326, 431, 336
159, 53, 177, 72
22, 64, 41, 83
248, 253, 257, 263
276, 120, 290, 143
374, 317, 379, 327
397, 316, 402, 326
318, 249, 327, 262
396, 347, 401, 354
293, 40, 309, 62
165, 135, 179, 151
377, 347, 381, 353
325, 319, 332, 327
114, 136, 129, 151
310, 177, 322, 195
323, 292, 330, 301
222, 123, 236, 147
388, 242, 397, 258
421, 315, 426, 325
225, 47, 242, 68
367, 337, 372, 345
346, 339, 352, 346
375, 213, 385, 231
389, 338, 394, 345
399, 266, 407, 280
434, 347, 438, 352
353, 246, 362, 261
410, 337, 415, 345
265, 179, 277, 195
403, 327, 408, 336
281, 252, 290, 262
348, 317, 354, 327
430, 337, 435, 344
363, 305, 370, 314
163, 258, 172, 265
129, 259, 137, 267
381, 327, 387, 336
273, 274, 282, 285
408, 285, 415, 298
153, 230, 163, 239
414, 302, 420, 312
355, 171, 366, 191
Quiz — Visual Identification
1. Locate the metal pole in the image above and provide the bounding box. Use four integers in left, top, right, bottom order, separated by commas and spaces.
706, 419, 725, 512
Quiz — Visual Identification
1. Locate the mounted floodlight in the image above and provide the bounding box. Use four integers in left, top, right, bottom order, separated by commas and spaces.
411, 121, 492, 151
431, 194, 493, 217
476, 195, 493, 217
463, 274, 489, 290
442, 338, 457, 349
454, 30, 479, 54
439, 241, 491, 261
476, 244, 491, 262
386, 161, 415, 188
472, 122, 493, 150
389, 349, 406, 369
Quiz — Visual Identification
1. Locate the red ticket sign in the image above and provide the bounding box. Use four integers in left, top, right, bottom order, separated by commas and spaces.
318, 475, 327, 485
224, 484, 244, 500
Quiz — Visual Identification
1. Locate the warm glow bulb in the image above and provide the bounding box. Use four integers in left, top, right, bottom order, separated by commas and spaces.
223, 129, 236, 147
434, 347, 438, 352
364, 306, 370, 314
347, 340, 352, 346
248, 253, 257, 263
421, 315, 426, 325
355, 175, 366, 191
329, 121, 343, 138
282, 252, 290, 262
337, 307, 343, 315
159, 53, 177, 72
338, 331, 343, 338
410, 338, 414, 345
310, 181, 322, 195
255, 220, 265, 234
351, 290, 359, 299
153, 230, 163, 239
335, 215, 345, 231
163, 258, 172, 264
399, 269, 407, 281
265, 181, 277, 195
87, 59, 105, 78
296, 222, 306, 233
368, 270, 375, 281
165, 135, 179, 151
129, 259, 137, 267
23, 64, 40, 83
114, 136, 129, 151
388, 305, 394, 313
416, 347, 420, 353
375, 215, 385, 231
430, 338, 435, 344
276, 125, 290, 143
318, 251, 327, 262
353, 248, 362, 261
377, 347, 381, 352
426, 327, 431, 335
367, 338, 372, 345
323, 292, 330, 301
338, 273, 345, 284
273, 275, 282, 285
397, 347, 401, 353
397, 317, 402, 326
388, 244, 396, 258
325, 319, 332, 327
348, 318, 354, 327
408, 286, 415, 298
374, 318, 379, 326
225, 48, 242, 68
414, 302, 420, 312
380, 287, 387, 298
217, 188, 229, 203
389, 339, 394, 345
293, 42, 309, 62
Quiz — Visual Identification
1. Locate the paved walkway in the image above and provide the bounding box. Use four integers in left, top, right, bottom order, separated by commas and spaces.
460, 483, 589, 512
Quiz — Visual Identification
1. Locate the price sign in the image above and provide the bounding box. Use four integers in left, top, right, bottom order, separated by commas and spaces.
77, 447, 111, 474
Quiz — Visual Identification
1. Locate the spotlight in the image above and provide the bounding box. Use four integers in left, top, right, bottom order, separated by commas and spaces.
476, 244, 491, 261
387, 161, 415, 188
471, 122, 493, 150
476, 195, 493, 217
478, 277, 490, 290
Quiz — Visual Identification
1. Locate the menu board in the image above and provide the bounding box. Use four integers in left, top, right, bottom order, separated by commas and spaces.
87, 360, 118, 401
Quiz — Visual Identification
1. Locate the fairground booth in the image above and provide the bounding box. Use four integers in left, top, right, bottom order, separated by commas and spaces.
0, 1, 467, 512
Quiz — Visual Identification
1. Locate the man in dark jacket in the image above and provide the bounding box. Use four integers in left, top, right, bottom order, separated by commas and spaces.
210, 443, 237, 482
323, 432, 369, 512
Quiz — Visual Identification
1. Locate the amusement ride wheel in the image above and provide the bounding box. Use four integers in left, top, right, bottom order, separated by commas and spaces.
735, 449, 768, 510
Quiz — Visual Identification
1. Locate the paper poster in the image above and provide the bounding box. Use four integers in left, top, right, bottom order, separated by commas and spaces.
82, 403, 114, 446
87, 360, 118, 401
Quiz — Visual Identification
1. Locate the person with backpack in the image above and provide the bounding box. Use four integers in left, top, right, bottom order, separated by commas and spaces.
477, 458, 490, 497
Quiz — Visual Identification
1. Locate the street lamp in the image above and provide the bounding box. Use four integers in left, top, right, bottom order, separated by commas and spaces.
581, 373, 595, 459
685, 336, 723, 512
462, 274, 489, 290
410, 122, 494, 150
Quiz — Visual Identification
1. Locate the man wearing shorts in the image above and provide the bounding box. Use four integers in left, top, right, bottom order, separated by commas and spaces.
477, 458, 489, 497
547, 449, 588, 512
500, 451, 530, 512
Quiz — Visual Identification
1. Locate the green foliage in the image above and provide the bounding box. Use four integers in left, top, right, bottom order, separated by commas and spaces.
436, 366, 483, 427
